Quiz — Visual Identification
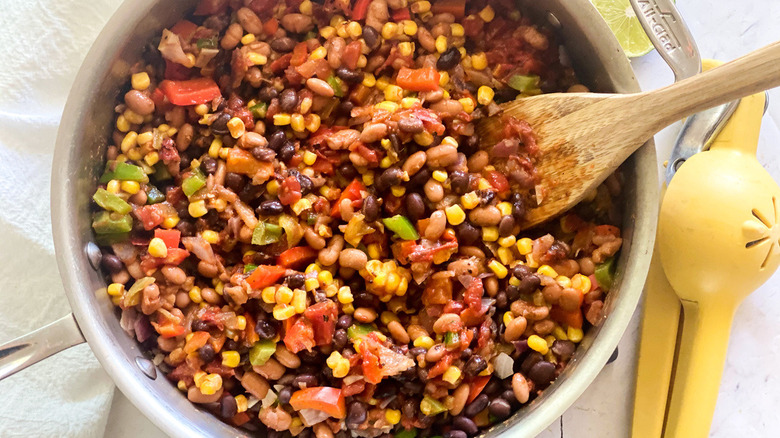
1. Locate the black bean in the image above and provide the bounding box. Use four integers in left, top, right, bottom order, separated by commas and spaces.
287, 273, 305, 289
335, 66, 364, 84
450, 170, 469, 195
297, 174, 313, 195
400, 380, 424, 395
478, 189, 495, 206
224, 339, 238, 351
406, 192, 426, 222
101, 253, 124, 274
338, 100, 354, 115
259, 200, 284, 216
436, 46, 462, 70
279, 89, 299, 113
258, 87, 279, 102
338, 162, 357, 180
459, 348, 473, 360
293, 374, 318, 389
528, 360, 556, 386
279, 141, 296, 162
201, 157, 218, 174
417, 367, 429, 382
271, 37, 297, 52
398, 116, 424, 133
518, 274, 541, 296
498, 215, 515, 237
191, 319, 211, 332
362, 195, 380, 222
463, 355, 487, 376
409, 347, 426, 357
299, 349, 320, 364
333, 329, 348, 350
402, 398, 417, 419
220, 394, 238, 419
513, 198, 527, 220
452, 416, 478, 435
444, 431, 467, 438
521, 352, 543, 374
346, 401, 368, 427
252, 147, 276, 161
362, 26, 380, 50
278, 386, 293, 404
254, 319, 277, 339
375, 167, 403, 192
489, 398, 512, 419
496, 291, 508, 309
505, 284, 521, 301
198, 344, 216, 363
211, 112, 231, 134
483, 377, 503, 396
336, 315, 353, 329
463, 394, 489, 418
456, 222, 480, 246
224, 172, 246, 193
501, 389, 519, 405
268, 130, 287, 151
408, 168, 430, 188
353, 292, 375, 308
552, 340, 576, 361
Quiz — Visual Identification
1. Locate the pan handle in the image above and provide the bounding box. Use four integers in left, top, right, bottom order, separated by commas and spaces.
0, 313, 86, 380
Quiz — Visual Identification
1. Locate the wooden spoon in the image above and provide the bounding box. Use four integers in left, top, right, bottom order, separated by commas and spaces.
477, 41, 780, 230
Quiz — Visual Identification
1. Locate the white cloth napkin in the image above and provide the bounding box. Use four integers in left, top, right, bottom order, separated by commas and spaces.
0, 1, 122, 436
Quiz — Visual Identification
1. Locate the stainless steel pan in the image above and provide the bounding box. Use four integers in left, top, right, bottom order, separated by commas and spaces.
0, 0, 659, 436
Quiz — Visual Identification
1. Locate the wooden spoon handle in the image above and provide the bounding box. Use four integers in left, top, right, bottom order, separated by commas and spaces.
649, 40, 780, 129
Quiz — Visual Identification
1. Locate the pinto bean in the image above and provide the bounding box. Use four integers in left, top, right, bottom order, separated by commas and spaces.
274, 345, 302, 369
403, 151, 427, 176
354, 307, 378, 323
221, 23, 243, 50
258, 406, 292, 431
237, 131, 267, 149
450, 383, 470, 416
398, 115, 424, 133
360, 122, 388, 143
253, 357, 285, 380
504, 316, 528, 341
314, 423, 335, 438
534, 319, 555, 336
425, 210, 447, 240
366, 0, 389, 31
306, 78, 335, 97
424, 179, 444, 202
304, 228, 326, 250
187, 386, 223, 404
140, 284, 161, 315
433, 313, 463, 333
417, 27, 436, 52
426, 145, 458, 167
340, 248, 368, 270
327, 37, 346, 69
467, 150, 489, 172
319, 235, 344, 266
161, 265, 187, 285
430, 99, 463, 117
240, 370, 270, 399
469, 206, 502, 226
176, 123, 194, 151
425, 344, 446, 362
271, 37, 297, 52
281, 13, 313, 33
125, 90, 155, 116
512, 373, 531, 403
387, 320, 410, 344
237, 7, 263, 34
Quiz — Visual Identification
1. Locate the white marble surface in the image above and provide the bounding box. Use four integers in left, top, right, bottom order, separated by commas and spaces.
101, 0, 780, 436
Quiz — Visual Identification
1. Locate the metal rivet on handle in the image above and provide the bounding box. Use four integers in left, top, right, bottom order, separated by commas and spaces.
85, 242, 102, 271
135, 356, 157, 380
546, 12, 561, 29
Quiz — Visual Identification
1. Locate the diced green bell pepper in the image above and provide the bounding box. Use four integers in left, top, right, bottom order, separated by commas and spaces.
182, 168, 207, 197
249, 339, 277, 366
594, 257, 616, 291
250, 102, 268, 118
382, 215, 419, 240
146, 186, 166, 204
252, 222, 283, 246
419, 396, 447, 416
244, 264, 258, 273
92, 211, 133, 234
327, 74, 345, 98
444, 331, 459, 348
507, 74, 540, 93
347, 323, 376, 340
94, 232, 130, 246
151, 162, 172, 182
93, 188, 131, 214
196, 37, 218, 49
114, 162, 149, 182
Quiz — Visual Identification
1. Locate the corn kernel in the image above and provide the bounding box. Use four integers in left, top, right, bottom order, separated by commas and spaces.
413, 131, 433, 146
498, 235, 516, 248
385, 409, 402, 425
247, 52, 268, 65
435, 35, 447, 53
488, 259, 508, 279
276, 286, 294, 304
526, 253, 539, 268
274, 113, 292, 126
367, 244, 381, 260
325, 283, 339, 297
326, 351, 343, 368
208, 137, 222, 158
131, 72, 150, 91
333, 358, 350, 378
163, 215, 180, 229
235, 315, 247, 331
497, 247, 514, 265
444, 204, 466, 226
262, 287, 277, 304
568, 327, 584, 343
410, 0, 430, 13
556, 275, 572, 289
362, 172, 374, 186
362, 73, 377, 88
471, 52, 488, 70
320, 25, 336, 39
508, 276, 521, 287
227, 117, 246, 139
241, 33, 256, 45
516, 238, 533, 255
273, 303, 296, 320
106, 179, 121, 194
545, 335, 556, 347
177, 380, 187, 391
116, 115, 130, 132
482, 226, 498, 242
266, 180, 280, 196
188, 200, 208, 218
495, 202, 513, 217
442, 366, 462, 384
460, 192, 480, 209
413, 335, 434, 349
402, 20, 418, 36
572, 274, 592, 293
193, 104, 209, 116
384, 84, 404, 102
347, 21, 362, 38
120, 180, 140, 195
144, 151, 160, 166
107, 283, 124, 296
305, 264, 321, 275
292, 288, 307, 313
121, 131, 138, 152
222, 350, 241, 368
294, 0, 311, 14
450, 23, 465, 37
375, 100, 399, 113
126, 148, 142, 161
375, 76, 391, 91
431, 170, 448, 182
199, 373, 223, 395
302, 151, 318, 166
381, 22, 399, 40
551, 325, 568, 341
201, 230, 219, 244
401, 97, 420, 109
503, 311, 514, 326
288, 113, 305, 133
304, 277, 319, 292
379, 156, 393, 169
478, 5, 495, 22
124, 109, 143, 125
528, 334, 549, 354
537, 265, 558, 278
292, 198, 312, 215
309, 46, 327, 60
398, 41, 414, 57
390, 186, 406, 197
380, 311, 399, 325
235, 395, 248, 413
330, 15, 346, 27
318, 270, 334, 286
438, 70, 450, 87
477, 85, 495, 105
193, 371, 207, 387
305, 114, 321, 132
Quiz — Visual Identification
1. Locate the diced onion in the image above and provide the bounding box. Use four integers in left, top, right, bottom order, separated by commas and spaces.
494, 352, 515, 379
299, 408, 330, 426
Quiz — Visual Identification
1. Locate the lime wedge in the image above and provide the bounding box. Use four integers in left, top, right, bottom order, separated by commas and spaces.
590, 0, 655, 58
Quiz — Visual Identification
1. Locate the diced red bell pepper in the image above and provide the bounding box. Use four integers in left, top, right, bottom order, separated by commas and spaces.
278, 246, 318, 269
360, 348, 383, 384
183, 331, 211, 354
350, 0, 372, 20
284, 317, 316, 353
158, 322, 186, 338
330, 179, 365, 217
391, 8, 411, 21
396, 67, 441, 92
246, 265, 287, 289
485, 170, 510, 193
140, 248, 191, 272
289, 387, 347, 419
270, 53, 293, 74
278, 176, 302, 206
427, 351, 456, 379
304, 301, 338, 346
352, 143, 379, 166
263, 17, 278, 35
467, 376, 491, 404
159, 77, 222, 106
342, 41, 363, 70
135, 204, 167, 230
154, 229, 181, 249
550, 307, 584, 329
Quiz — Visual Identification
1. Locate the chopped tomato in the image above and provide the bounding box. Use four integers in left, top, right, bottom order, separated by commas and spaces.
342, 41, 363, 70
226, 148, 274, 179
330, 179, 365, 217
391, 8, 411, 21
278, 246, 318, 269
284, 317, 316, 353
442, 300, 464, 314
270, 53, 292, 74
154, 229, 181, 249
183, 331, 211, 354
550, 306, 584, 329
357, 333, 415, 383
351, 143, 379, 166
351, 0, 372, 20
140, 247, 191, 272
263, 17, 278, 35
594, 224, 621, 238
291, 42, 309, 67
485, 170, 510, 193
278, 176, 302, 206
296, 58, 330, 79
135, 204, 166, 230
427, 351, 456, 379
158, 322, 185, 338
342, 379, 366, 397
289, 387, 347, 419
304, 301, 338, 346
159, 77, 222, 106
396, 67, 441, 92
463, 277, 484, 312
246, 265, 287, 289
422, 275, 452, 306
230, 412, 251, 427
467, 376, 491, 404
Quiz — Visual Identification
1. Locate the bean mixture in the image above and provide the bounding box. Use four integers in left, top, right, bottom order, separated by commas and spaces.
92, 0, 624, 436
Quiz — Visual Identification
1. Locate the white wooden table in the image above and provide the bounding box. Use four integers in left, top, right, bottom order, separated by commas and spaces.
105, 1, 780, 436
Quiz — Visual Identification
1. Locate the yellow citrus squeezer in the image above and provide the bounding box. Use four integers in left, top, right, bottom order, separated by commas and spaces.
634, 85, 780, 436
